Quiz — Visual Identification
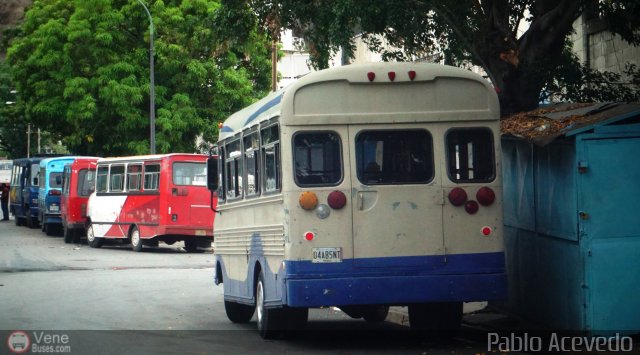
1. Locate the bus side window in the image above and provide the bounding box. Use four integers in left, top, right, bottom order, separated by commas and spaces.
127, 164, 143, 191
225, 139, 243, 200
110, 165, 125, 192
217, 146, 225, 201
96, 166, 108, 193
446, 128, 495, 182
144, 164, 160, 190
243, 131, 260, 197
261, 124, 280, 193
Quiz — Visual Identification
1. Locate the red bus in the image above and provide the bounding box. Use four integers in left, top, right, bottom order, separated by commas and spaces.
61, 157, 99, 243
86, 154, 216, 252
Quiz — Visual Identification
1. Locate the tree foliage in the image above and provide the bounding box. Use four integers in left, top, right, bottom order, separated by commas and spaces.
246, 0, 640, 115
4, 0, 272, 156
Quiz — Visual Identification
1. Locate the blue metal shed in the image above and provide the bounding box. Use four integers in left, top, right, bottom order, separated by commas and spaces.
501, 102, 640, 335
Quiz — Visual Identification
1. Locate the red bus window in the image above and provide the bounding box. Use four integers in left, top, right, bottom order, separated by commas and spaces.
144, 164, 160, 190
127, 164, 142, 191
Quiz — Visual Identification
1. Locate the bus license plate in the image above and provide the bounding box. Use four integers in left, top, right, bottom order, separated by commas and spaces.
312, 247, 342, 263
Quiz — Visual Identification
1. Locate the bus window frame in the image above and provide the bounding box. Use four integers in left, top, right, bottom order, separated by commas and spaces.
292, 130, 344, 188
243, 127, 261, 198
109, 164, 126, 193
444, 127, 496, 183
127, 163, 143, 192
354, 129, 435, 186
224, 136, 244, 201
143, 163, 161, 191
260, 119, 281, 195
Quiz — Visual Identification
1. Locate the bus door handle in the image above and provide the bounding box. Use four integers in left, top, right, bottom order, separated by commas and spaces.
358, 192, 364, 210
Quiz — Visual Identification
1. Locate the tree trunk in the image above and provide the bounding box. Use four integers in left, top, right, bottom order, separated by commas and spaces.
475, 0, 583, 116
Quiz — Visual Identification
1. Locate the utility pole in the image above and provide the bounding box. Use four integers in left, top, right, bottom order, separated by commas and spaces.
137, 0, 156, 154
27, 124, 31, 158
37, 128, 41, 154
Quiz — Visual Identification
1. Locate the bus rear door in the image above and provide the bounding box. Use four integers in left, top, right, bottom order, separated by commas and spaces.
348, 125, 444, 267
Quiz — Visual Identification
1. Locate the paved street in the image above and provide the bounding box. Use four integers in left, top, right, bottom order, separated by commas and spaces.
1, 217, 498, 354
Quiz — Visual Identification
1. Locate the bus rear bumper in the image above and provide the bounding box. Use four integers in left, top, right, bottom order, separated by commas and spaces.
286, 272, 506, 307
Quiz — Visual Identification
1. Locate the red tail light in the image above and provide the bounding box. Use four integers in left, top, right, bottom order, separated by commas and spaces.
49, 189, 61, 196
465, 200, 479, 214
448, 187, 467, 206
476, 187, 495, 206
327, 191, 347, 210
408, 71, 416, 80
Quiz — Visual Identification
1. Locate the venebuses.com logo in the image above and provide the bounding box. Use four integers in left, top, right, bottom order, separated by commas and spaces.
7, 330, 71, 354
7, 331, 30, 354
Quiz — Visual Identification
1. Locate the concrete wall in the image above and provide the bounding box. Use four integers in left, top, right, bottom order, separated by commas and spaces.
571, 15, 640, 76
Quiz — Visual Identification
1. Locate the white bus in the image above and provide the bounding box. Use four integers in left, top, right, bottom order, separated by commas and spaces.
206, 62, 506, 338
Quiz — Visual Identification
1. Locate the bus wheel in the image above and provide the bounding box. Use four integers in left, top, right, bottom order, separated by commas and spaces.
130, 227, 143, 252
408, 302, 463, 332
256, 273, 284, 339
363, 305, 390, 322
26, 213, 36, 229
224, 300, 254, 323
86, 224, 103, 248
184, 239, 198, 253
63, 224, 74, 244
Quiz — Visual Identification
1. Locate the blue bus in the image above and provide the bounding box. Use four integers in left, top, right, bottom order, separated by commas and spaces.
10, 155, 62, 228
38, 156, 76, 235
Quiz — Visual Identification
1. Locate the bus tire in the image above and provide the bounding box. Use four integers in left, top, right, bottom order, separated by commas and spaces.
408, 302, 463, 332
130, 226, 143, 252
256, 273, 284, 339
363, 305, 390, 323
63, 224, 74, 244
26, 212, 36, 229
86, 224, 103, 248
224, 300, 254, 323
184, 239, 199, 253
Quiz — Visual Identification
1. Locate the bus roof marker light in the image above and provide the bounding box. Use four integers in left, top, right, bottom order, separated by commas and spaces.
304, 231, 315, 241
448, 187, 467, 206
408, 70, 416, 80
476, 187, 495, 206
299, 191, 318, 210
367, 72, 376, 82
388, 72, 396, 81
327, 190, 347, 209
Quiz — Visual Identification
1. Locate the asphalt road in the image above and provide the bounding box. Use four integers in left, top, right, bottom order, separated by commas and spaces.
0, 217, 495, 354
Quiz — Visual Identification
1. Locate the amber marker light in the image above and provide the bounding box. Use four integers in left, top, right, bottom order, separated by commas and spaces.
299, 191, 318, 210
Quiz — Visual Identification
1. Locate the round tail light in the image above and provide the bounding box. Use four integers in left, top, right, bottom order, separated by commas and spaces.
481, 226, 492, 236
327, 191, 347, 209
476, 187, 495, 206
299, 191, 318, 210
465, 200, 479, 214
448, 188, 467, 206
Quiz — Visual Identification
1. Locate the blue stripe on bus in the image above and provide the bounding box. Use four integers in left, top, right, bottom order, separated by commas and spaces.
244, 94, 282, 126
283, 252, 506, 307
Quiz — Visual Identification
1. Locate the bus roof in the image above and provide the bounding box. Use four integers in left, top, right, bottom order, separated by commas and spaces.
97, 153, 208, 164
217, 62, 499, 143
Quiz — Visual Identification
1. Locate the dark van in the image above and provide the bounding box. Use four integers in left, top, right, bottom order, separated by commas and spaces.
10, 155, 62, 228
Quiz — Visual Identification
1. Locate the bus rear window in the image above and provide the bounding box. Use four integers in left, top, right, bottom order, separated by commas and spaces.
173, 162, 206, 186
49, 172, 62, 188
293, 132, 342, 186
77, 169, 95, 196
446, 128, 495, 182
356, 130, 434, 185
